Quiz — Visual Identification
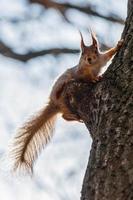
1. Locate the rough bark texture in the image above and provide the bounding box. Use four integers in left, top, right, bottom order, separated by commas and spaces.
63, 1, 133, 199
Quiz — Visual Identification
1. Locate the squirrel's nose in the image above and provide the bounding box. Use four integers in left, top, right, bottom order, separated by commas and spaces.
87, 58, 92, 64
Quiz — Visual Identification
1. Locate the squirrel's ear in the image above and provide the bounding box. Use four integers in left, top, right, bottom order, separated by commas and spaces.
91, 29, 98, 48
79, 31, 86, 52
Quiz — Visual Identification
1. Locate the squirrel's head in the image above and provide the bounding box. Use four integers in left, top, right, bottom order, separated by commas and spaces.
79, 30, 100, 66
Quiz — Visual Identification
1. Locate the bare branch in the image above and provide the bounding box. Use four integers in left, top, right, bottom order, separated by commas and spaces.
0, 40, 109, 62
29, 0, 124, 24
0, 41, 79, 62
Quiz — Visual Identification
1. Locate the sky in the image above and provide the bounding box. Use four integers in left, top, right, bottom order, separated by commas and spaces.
0, 0, 127, 199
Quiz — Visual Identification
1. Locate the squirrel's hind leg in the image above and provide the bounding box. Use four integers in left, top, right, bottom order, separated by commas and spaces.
60, 105, 83, 122
62, 113, 83, 122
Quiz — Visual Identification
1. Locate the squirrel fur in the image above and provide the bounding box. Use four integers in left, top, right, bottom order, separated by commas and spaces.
9, 30, 123, 174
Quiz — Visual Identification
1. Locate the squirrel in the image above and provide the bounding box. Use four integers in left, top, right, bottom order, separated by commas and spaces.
9, 30, 123, 174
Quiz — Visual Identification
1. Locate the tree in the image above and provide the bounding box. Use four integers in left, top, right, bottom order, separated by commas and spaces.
0, 0, 129, 199
63, 0, 133, 199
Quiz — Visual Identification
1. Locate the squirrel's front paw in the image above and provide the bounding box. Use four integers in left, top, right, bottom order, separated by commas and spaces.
91, 76, 101, 83
117, 39, 124, 50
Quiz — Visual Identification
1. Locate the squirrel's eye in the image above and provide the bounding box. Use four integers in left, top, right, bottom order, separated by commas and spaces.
87, 58, 92, 63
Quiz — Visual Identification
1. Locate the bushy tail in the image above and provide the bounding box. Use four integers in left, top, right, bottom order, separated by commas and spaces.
9, 101, 59, 174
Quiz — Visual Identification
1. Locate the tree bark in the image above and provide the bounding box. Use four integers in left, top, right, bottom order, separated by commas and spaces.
63, 1, 133, 199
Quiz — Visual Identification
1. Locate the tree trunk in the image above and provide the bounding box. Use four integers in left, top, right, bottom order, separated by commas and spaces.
63, 1, 133, 199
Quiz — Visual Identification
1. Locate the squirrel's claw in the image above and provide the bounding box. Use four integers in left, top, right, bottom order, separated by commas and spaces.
97, 75, 103, 80
91, 76, 103, 82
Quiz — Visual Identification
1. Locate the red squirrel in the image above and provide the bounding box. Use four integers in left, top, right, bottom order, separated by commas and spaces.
9, 30, 123, 173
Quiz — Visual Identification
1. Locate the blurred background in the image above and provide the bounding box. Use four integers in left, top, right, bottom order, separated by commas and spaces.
0, 0, 127, 199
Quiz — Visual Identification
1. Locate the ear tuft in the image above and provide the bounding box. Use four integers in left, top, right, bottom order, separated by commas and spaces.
79, 30, 86, 52
90, 28, 98, 48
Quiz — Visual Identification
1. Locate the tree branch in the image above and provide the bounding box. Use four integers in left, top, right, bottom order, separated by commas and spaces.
0, 41, 79, 62
0, 40, 109, 62
29, 0, 124, 25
